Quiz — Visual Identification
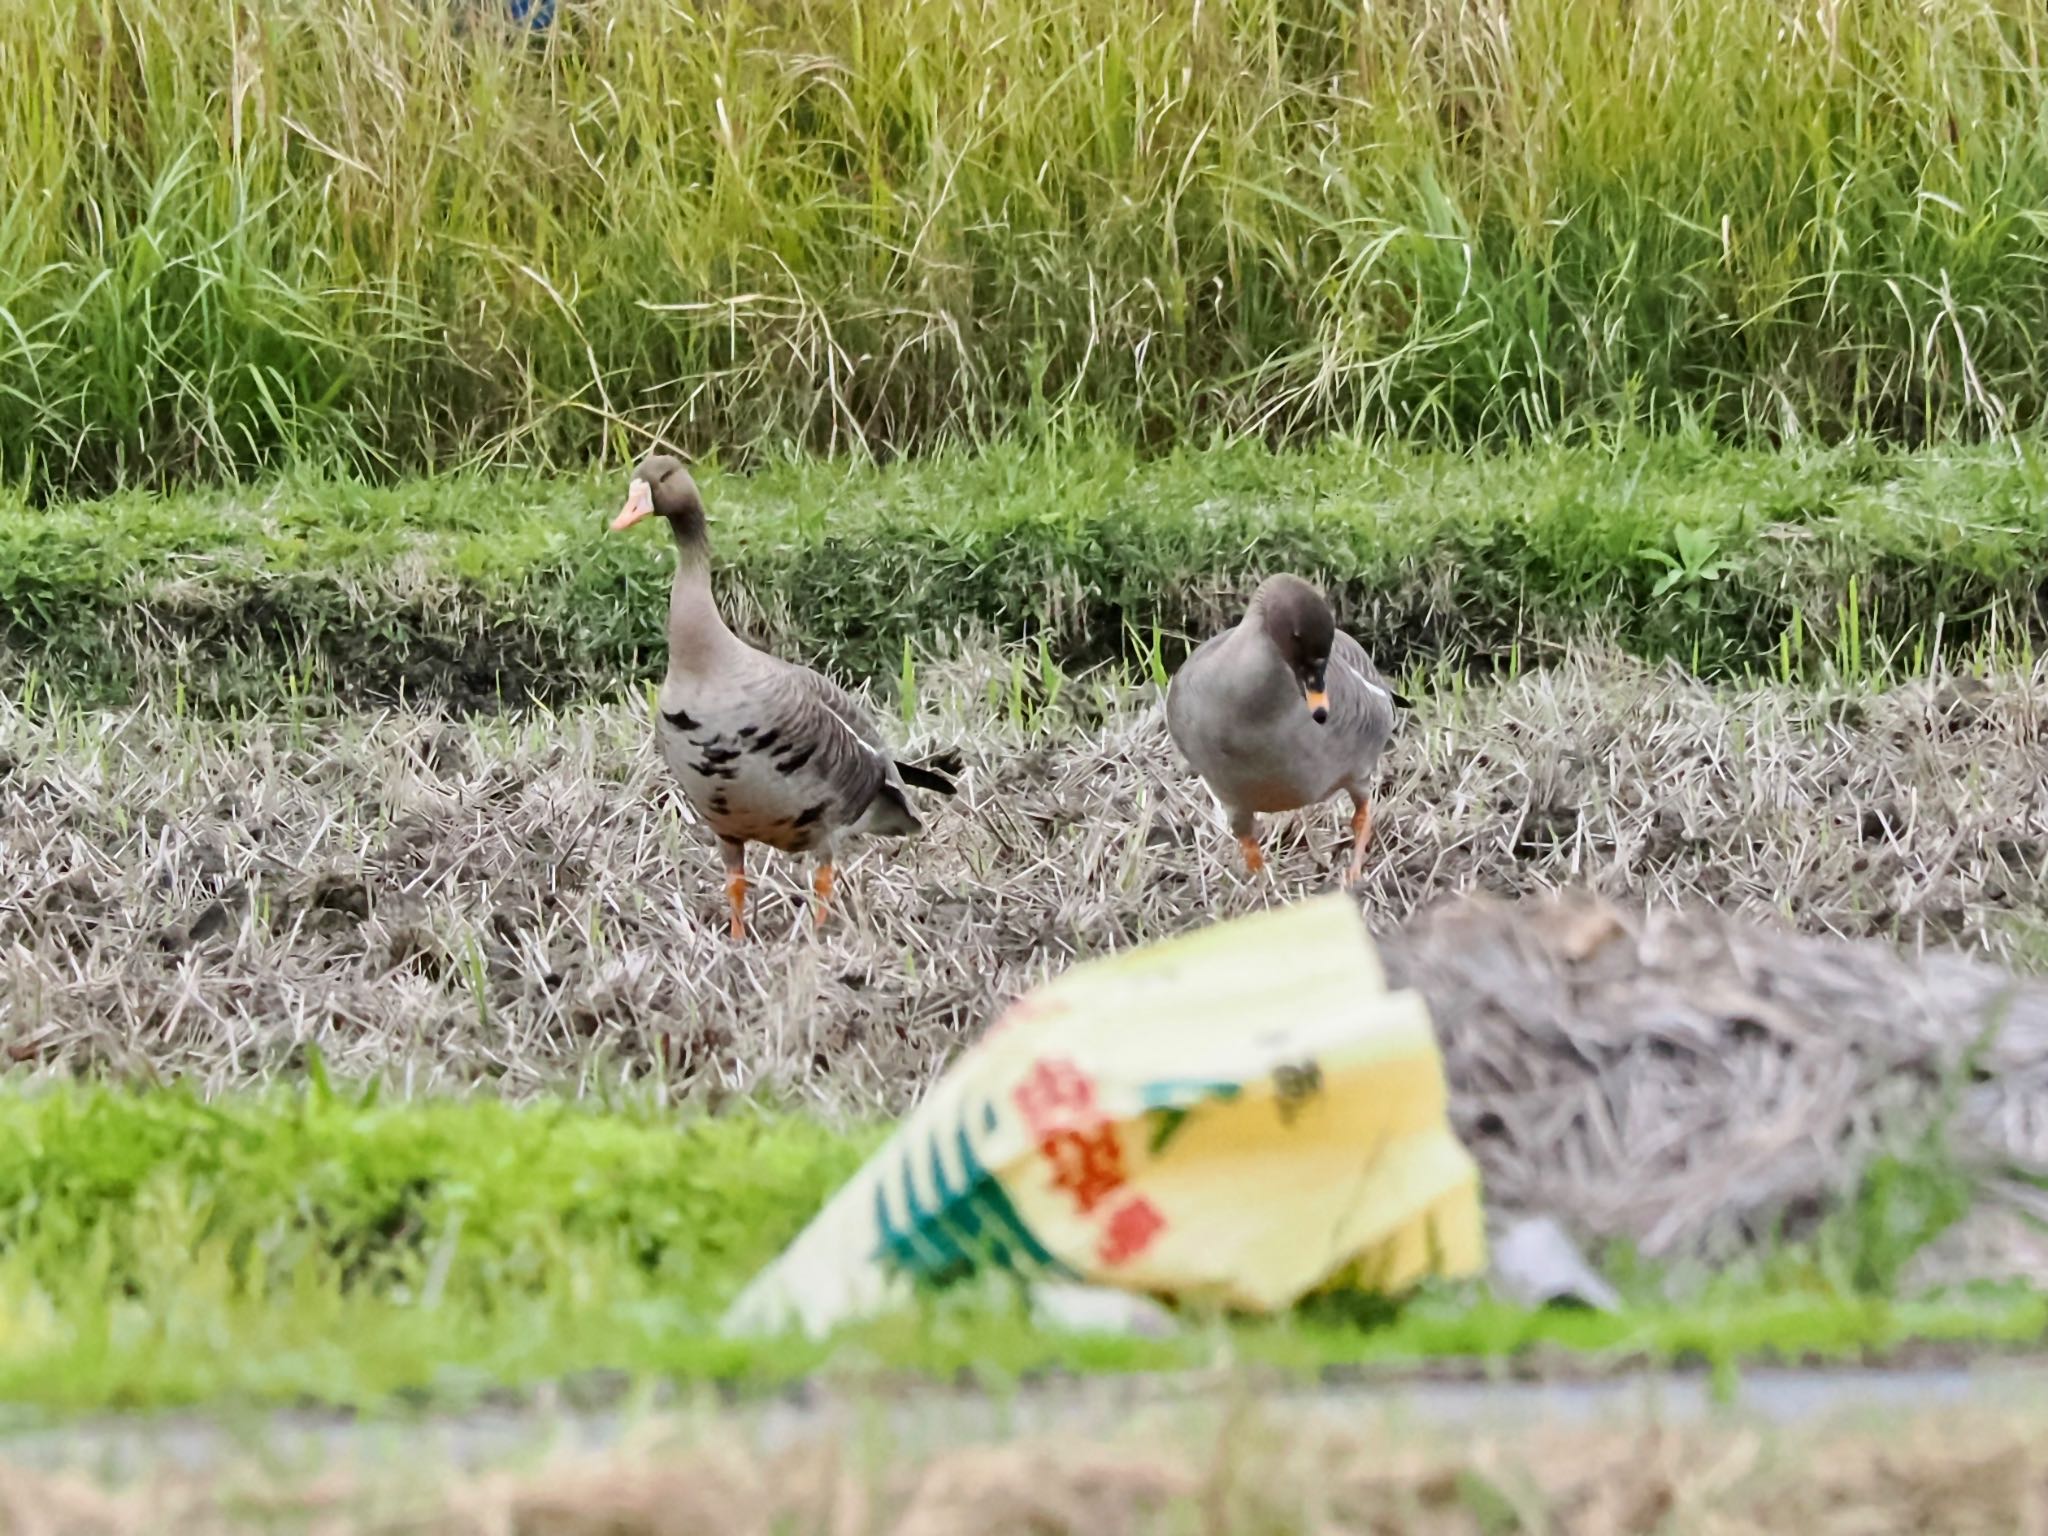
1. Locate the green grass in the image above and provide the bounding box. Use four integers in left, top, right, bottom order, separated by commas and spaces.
0, 1079, 2034, 1421
2, 0, 2046, 498
5, 436, 2046, 712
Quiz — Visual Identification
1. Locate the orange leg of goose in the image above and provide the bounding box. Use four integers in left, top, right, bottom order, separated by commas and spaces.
1345, 797, 1375, 886
812, 862, 836, 929
719, 838, 748, 941
1237, 834, 1266, 875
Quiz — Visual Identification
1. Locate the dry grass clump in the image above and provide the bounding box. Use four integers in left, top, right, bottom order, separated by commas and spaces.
2, 647, 2042, 1114
1388, 888, 2048, 1278
9, 1406, 2048, 1535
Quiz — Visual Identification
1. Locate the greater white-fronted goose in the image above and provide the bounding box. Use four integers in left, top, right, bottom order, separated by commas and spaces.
611, 455, 955, 939
1165, 574, 1404, 883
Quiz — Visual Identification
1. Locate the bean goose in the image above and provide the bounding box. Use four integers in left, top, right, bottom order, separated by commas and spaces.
610, 455, 955, 939
1165, 574, 1406, 883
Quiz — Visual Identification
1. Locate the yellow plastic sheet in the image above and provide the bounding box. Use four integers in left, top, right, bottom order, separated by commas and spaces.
723, 894, 1484, 1338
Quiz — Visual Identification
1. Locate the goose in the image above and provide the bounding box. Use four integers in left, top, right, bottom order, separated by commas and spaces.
610, 455, 955, 939
1165, 574, 1405, 884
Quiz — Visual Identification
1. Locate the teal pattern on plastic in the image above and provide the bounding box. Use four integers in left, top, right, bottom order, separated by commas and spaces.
870, 1106, 1071, 1287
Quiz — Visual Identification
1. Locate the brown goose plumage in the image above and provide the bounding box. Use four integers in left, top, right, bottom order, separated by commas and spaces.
611, 455, 955, 938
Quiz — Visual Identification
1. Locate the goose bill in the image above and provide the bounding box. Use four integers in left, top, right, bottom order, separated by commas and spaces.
611, 479, 655, 531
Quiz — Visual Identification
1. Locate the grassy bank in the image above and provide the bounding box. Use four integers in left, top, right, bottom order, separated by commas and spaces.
3, 0, 2046, 496
0, 1085, 873, 1412
4, 438, 2046, 712
0, 1084, 2034, 1417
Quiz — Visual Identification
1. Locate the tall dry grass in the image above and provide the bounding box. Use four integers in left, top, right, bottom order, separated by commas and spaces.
2, 0, 2044, 494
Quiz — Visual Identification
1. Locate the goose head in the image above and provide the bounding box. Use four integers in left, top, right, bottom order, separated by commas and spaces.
611, 454, 706, 542
1251, 574, 1336, 724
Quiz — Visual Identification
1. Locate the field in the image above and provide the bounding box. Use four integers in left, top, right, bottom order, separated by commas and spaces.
6, 0, 2048, 1510
5, 438, 2048, 1415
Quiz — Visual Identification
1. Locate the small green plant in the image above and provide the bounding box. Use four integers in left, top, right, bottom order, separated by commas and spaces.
1124, 618, 1171, 692
1776, 604, 1806, 685
1035, 633, 1065, 721
1642, 523, 1739, 600
898, 638, 919, 730
1836, 573, 1867, 684
1840, 1151, 1974, 1295
1006, 648, 1030, 730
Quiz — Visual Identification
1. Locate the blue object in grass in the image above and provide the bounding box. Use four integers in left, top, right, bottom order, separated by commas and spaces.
507, 0, 555, 28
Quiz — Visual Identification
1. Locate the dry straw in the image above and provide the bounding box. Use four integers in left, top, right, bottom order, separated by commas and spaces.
3, 645, 2044, 1266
